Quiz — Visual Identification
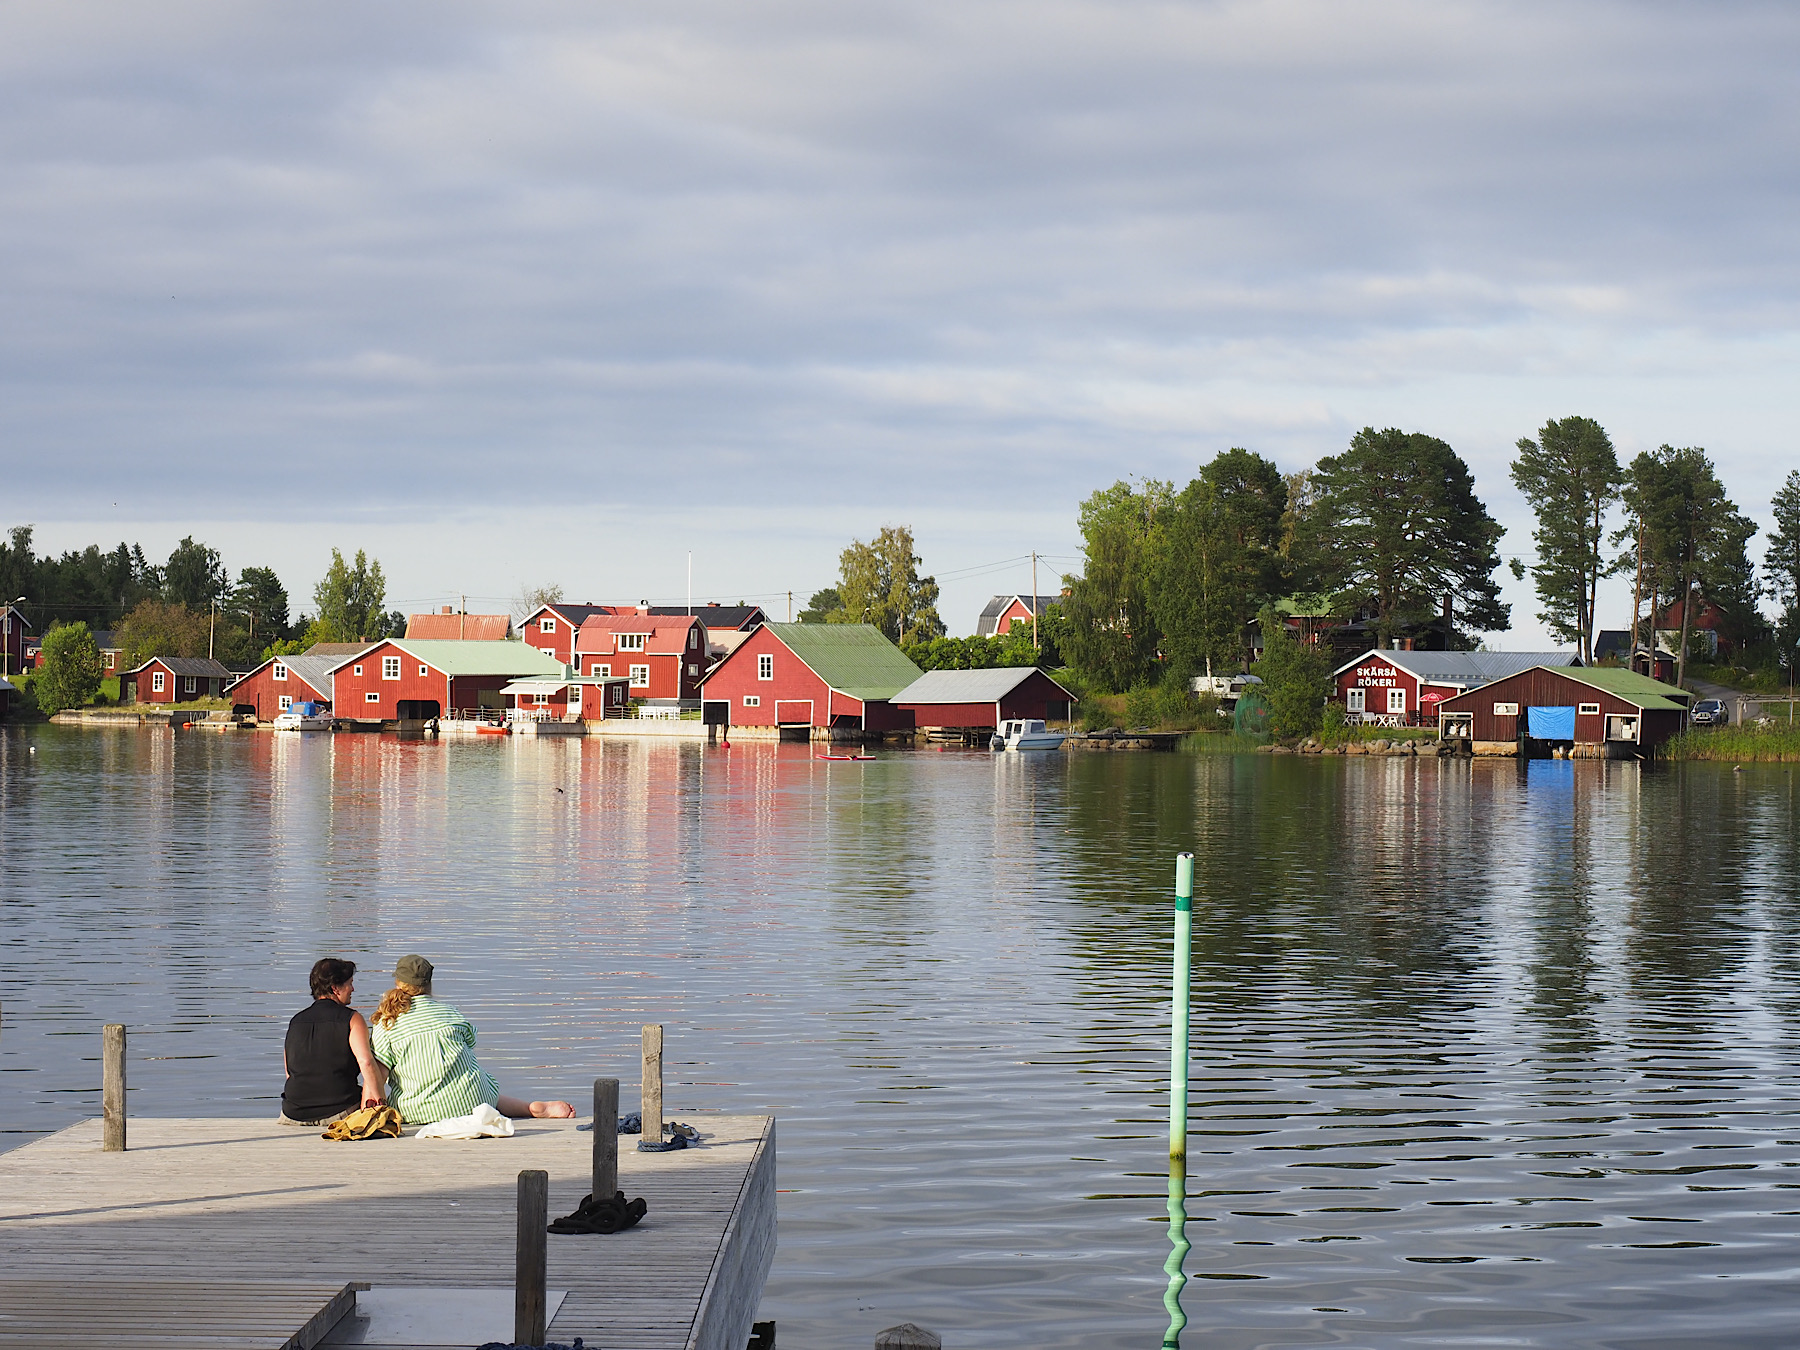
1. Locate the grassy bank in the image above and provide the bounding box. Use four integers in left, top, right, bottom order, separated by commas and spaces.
1659, 723, 1800, 761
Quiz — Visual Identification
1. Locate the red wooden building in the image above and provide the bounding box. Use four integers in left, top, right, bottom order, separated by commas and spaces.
326, 639, 567, 721
975, 594, 1061, 638
1331, 649, 1578, 726
575, 610, 709, 702
224, 653, 338, 722
890, 666, 1075, 728
0, 604, 31, 677
516, 603, 620, 665
1436, 666, 1691, 757
121, 656, 232, 704
699, 622, 921, 733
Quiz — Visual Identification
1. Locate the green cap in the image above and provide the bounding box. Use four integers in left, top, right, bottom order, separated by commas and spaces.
394, 954, 434, 989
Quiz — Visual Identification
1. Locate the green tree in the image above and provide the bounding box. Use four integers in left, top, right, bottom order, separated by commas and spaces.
1510, 416, 1622, 663
35, 621, 105, 714
1767, 470, 1800, 660
1250, 603, 1330, 738
828, 526, 944, 642
163, 536, 228, 611
1312, 428, 1509, 647
1622, 446, 1744, 688
115, 599, 211, 665
798, 588, 841, 623
1060, 479, 1171, 691
1148, 449, 1288, 680
232, 567, 290, 646
312, 549, 389, 642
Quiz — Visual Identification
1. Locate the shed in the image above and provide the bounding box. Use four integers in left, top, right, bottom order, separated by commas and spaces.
326, 640, 566, 721
224, 653, 340, 722
1436, 666, 1691, 757
699, 622, 922, 734
121, 656, 233, 704
890, 667, 1075, 729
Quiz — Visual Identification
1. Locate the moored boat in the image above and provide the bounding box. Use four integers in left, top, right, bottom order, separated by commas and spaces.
271, 701, 333, 731
990, 718, 1065, 751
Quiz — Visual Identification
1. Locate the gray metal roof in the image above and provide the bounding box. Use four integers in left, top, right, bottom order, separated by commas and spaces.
280, 655, 341, 694
1332, 649, 1578, 686
891, 666, 1071, 704
126, 656, 233, 678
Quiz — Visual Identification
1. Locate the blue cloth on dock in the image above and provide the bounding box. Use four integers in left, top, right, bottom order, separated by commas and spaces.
1528, 705, 1577, 739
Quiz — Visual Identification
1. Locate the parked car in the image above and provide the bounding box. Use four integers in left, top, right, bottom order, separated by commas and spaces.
1691, 698, 1729, 726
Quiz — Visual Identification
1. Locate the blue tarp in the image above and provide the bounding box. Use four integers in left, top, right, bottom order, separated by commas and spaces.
1528, 705, 1577, 739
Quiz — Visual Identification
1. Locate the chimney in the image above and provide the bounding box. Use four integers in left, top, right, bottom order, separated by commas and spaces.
708, 601, 720, 608
441, 605, 453, 614
637, 601, 651, 615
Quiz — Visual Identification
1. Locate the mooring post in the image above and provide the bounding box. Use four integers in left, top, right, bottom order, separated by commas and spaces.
592, 1077, 619, 1200
1162, 852, 1196, 1349
641, 1024, 664, 1142
102, 1023, 127, 1152
874, 1324, 941, 1350
515, 1168, 548, 1347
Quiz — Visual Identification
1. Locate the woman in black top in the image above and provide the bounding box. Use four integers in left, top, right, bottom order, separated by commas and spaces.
280, 958, 386, 1126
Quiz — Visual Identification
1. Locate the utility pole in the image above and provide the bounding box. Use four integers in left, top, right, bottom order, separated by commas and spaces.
687, 551, 693, 617
209, 600, 217, 660
460, 594, 466, 641
1031, 551, 1040, 652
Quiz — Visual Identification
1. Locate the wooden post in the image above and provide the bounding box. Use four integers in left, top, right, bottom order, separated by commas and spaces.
102, 1023, 126, 1152
641, 1024, 663, 1142
515, 1169, 548, 1347
592, 1077, 619, 1200
875, 1325, 941, 1350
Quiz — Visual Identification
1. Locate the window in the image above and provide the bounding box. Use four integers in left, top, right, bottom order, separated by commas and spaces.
1578, 703, 1601, 716
590, 662, 610, 677
1345, 689, 1365, 713
618, 633, 646, 651
688, 629, 697, 649
278, 695, 293, 711
687, 664, 698, 676
630, 664, 650, 687
382, 656, 401, 680
540, 649, 555, 659
540, 617, 556, 633
366, 691, 380, 704
533, 692, 551, 706
743, 695, 760, 707
103, 652, 114, 668
757, 653, 773, 680
272, 662, 288, 681
1493, 702, 1518, 717
353, 664, 363, 676
184, 676, 197, 694
152, 671, 166, 693
419, 664, 429, 677
1386, 688, 1406, 714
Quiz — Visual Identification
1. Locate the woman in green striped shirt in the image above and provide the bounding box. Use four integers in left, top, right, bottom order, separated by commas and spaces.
370, 955, 576, 1124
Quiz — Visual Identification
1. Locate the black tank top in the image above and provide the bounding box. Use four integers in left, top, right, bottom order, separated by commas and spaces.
281, 999, 360, 1120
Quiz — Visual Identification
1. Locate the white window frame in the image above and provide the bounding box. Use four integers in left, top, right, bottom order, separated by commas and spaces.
1345, 688, 1365, 713
629, 664, 650, 688
757, 653, 774, 681
533, 691, 551, 706
1387, 688, 1406, 714
540, 616, 556, 633
1578, 703, 1601, 716
687, 664, 698, 676
590, 662, 610, 677
278, 695, 293, 711
382, 656, 401, 680
365, 691, 380, 703
353, 664, 363, 676
540, 648, 555, 659
617, 633, 646, 652
419, 664, 429, 677
743, 694, 760, 707
152, 670, 166, 693
1493, 702, 1519, 717
272, 662, 288, 681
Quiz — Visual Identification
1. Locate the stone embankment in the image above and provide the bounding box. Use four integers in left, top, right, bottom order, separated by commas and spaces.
1262, 736, 1463, 757
1064, 729, 1185, 751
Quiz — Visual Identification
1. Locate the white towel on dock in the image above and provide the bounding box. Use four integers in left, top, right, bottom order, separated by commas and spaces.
414, 1103, 515, 1140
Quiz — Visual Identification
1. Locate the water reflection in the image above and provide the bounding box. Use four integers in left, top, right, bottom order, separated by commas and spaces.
2, 729, 1798, 1348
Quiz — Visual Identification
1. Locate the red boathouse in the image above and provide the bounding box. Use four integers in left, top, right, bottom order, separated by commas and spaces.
890, 666, 1075, 729
699, 622, 921, 734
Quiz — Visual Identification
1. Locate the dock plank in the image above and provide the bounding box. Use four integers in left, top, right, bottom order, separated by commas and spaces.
0, 1116, 775, 1350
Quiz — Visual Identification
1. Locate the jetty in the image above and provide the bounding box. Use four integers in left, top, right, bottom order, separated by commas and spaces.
0, 1108, 774, 1350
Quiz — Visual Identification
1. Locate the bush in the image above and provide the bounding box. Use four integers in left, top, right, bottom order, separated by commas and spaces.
1124, 683, 1158, 728
1320, 700, 1350, 744
35, 622, 105, 715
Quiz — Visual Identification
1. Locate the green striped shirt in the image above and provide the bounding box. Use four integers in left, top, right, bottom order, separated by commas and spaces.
371, 996, 500, 1124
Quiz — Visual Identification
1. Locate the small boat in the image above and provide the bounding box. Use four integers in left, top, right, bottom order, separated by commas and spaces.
991, 718, 1065, 751
476, 722, 511, 736
272, 702, 333, 731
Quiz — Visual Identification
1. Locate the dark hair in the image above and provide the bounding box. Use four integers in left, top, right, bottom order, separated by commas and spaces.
309, 958, 358, 998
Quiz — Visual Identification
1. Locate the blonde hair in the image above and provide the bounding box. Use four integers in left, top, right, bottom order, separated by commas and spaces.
374, 982, 427, 1027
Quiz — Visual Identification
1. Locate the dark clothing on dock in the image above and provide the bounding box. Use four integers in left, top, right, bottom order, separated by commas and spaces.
281, 999, 361, 1123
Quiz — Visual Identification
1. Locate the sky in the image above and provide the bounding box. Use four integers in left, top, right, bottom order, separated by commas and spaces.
3, 1, 1797, 643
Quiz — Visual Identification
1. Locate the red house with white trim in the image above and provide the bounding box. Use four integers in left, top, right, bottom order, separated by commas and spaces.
575, 610, 709, 702
327, 639, 566, 721
224, 653, 337, 722
121, 656, 232, 704
975, 594, 1061, 638
1331, 649, 1578, 726
699, 622, 921, 733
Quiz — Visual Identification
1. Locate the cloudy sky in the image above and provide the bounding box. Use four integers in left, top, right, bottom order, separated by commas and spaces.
3, 1, 1797, 640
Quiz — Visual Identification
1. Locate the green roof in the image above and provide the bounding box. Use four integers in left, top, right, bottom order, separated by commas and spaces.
340, 639, 567, 679
1554, 666, 1693, 711
764, 622, 923, 700
1274, 593, 1336, 618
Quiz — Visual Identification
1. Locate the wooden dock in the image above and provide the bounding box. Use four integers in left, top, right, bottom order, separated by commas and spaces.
0, 1114, 775, 1350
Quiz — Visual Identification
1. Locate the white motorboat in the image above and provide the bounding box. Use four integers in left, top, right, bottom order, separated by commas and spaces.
272, 701, 333, 731
991, 718, 1065, 751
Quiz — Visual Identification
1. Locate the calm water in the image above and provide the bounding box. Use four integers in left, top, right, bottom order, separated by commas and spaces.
3, 726, 1798, 1349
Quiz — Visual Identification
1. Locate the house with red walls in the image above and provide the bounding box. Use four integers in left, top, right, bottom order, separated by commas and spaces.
224, 653, 339, 722
121, 656, 233, 704
891, 666, 1075, 729
326, 639, 566, 721
975, 595, 1061, 638
574, 610, 710, 703
1330, 649, 1578, 726
699, 622, 922, 735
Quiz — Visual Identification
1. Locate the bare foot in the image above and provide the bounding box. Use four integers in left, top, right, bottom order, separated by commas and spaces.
531, 1100, 576, 1118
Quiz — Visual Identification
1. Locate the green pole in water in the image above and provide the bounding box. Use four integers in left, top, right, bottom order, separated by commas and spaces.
1163, 852, 1195, 1349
